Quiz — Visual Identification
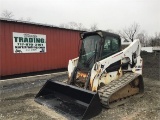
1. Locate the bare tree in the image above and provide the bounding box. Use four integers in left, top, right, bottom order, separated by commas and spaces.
119, 22, 140, 42
59, 22, 87, 31
1, 10, 14, 19
59, 23, 69, 29
148, 32, 160, 46
26, 17, 31, 22
68, 22, 77, 29
59, 22, 76, 29
19, 17, 32, 22
59, 23, 66, 28
90, 24, 98, 31
76, 23, 86, 31
68, 22, 87, 30
137, 31, 148, 47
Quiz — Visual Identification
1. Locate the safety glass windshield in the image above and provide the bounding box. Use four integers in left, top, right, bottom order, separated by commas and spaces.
78, 35, 101, 70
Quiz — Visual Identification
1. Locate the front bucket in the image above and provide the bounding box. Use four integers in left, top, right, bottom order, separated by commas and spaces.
35, 80, 102, 120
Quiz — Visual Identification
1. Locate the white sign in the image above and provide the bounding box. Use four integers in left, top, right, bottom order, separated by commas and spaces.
13, 32, 46, 53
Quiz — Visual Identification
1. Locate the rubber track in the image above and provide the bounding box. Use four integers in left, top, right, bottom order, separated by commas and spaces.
98, 73, 140, 108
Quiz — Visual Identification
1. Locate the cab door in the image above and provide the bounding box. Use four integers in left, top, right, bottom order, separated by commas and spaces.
101, 36, 121, 72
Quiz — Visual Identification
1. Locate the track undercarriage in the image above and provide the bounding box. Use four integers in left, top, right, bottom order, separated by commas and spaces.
70, 72, 144, 108
98, 72, 144, 108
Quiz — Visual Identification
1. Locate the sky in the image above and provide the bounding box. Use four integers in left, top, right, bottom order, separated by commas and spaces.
0, 0, 160, 36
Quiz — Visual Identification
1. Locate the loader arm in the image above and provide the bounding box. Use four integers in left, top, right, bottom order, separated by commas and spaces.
90, 39, 142, 92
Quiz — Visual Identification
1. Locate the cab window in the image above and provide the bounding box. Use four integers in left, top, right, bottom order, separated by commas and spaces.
101, 36, 120, 59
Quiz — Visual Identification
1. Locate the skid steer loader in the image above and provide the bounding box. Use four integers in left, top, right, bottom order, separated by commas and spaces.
35, 31, 144, 119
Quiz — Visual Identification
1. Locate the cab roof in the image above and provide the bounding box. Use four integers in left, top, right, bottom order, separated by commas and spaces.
80, 30, 120, 39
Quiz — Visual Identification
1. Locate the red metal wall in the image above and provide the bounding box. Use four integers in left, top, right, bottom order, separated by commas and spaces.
0, 20, 80, 76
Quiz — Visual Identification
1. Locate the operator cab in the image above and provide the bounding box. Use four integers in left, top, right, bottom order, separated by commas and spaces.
77, 30, 121, 72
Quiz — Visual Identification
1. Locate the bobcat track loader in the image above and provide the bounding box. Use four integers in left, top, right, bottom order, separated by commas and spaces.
35, 31, 144, 119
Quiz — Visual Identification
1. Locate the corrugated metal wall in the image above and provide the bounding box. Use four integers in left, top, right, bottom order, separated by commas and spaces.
0, 20, 80, 76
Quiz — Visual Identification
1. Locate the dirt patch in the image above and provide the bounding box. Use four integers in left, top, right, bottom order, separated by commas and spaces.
141, 51, 160, 80
26, 99, 67, 120
0, 97, 55, 120
0, 99, 65, 120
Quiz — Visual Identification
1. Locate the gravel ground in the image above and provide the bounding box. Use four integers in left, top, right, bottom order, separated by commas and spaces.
0, 75, 68, 120
0, 52, 159, 120
0, 77, 160, 120
141, 51, 160, 80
